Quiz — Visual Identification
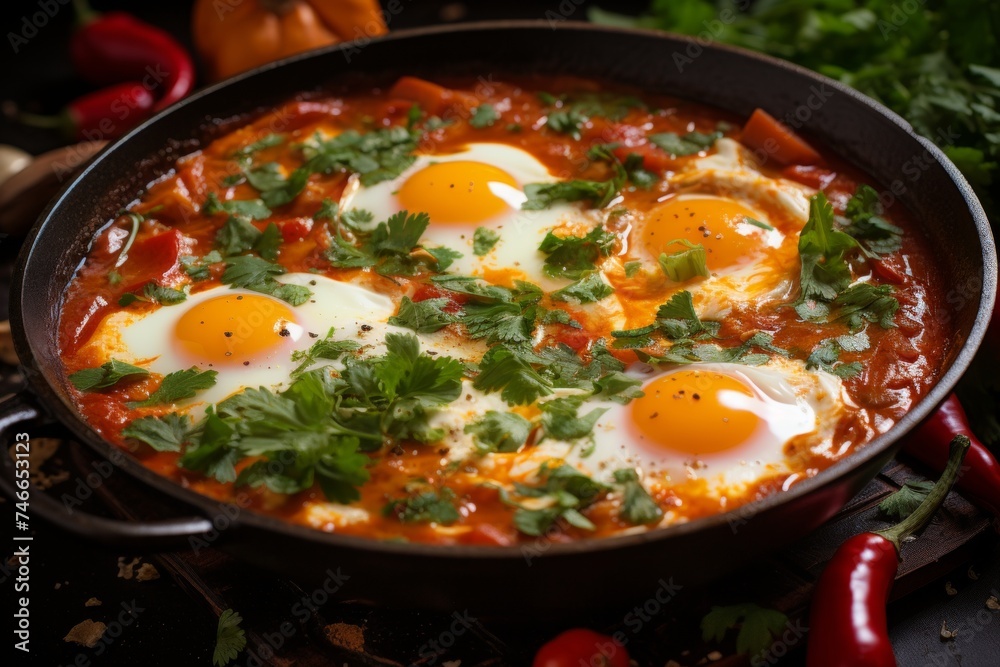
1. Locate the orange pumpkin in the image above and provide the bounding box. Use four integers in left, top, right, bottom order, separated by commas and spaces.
192, 0, 387, 81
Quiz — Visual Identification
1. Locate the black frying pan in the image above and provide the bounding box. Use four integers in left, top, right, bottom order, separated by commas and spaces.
2, 22, 996, 615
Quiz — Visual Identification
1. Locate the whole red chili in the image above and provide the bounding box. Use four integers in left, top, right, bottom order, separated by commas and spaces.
70, 0, 195, 111
806, 436, 970, 667
903, 393, 1000, 516
16, 82, 156, 141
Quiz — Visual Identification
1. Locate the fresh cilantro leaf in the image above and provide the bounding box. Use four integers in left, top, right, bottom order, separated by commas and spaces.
659, 239, 710, 282
806, 336, 866, 379
879, 480, 935, 520
233, 133, 284, 157
178, 410, 239, 483
473, 226, 500, 256
701, 603, 788, 657
642, 332, 789, 367
522, 179, 619, 210
465, 411, 533, 453
546, 106, 588, 139
107, 270, 122, 286
614, 468, 663, 525
469, 104, 499, 128
327, 211, 437, 276
474, 347, 554, 406
383, 487, 460, 524
551, 272, 614, 304
118, 282, 188, 307
624, 260, 643, 278
538, 226, 616, 279
254, 223, 282, 261
833, 283, 899, 330
587, 143, 658, 188
610, 324, 658, 350
300, 126, 419, 187
649, 130, 722, 156
498, 464, 609, 536
121, 413, 192, 452
425, 245, 462, 270
540, 395, 608, 440
180, 251, 223, 281
656, 290, 719, 339
213, 609, 246, 667
462, 301, 534, 344
843, 184, 904, 255
745, 216, 774, 231
389, 296, 457, 333
129, 367, 218, 408
796, 193, 860, 304
221, 255, 313, 305
203, 192, 271, 220
593, 371, 644, 404
215, 215, 262, 256
314, 198, 338, 221
290, 327, 360, 376
341, 208, 375, 230
69, 359, 149, 391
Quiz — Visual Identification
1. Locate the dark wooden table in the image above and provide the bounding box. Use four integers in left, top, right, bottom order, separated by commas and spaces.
2, 2, 999, 665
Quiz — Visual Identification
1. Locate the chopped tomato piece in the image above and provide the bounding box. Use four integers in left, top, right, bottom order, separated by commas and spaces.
278, 217, 313, 242
613, 143, 672, 173
533, 629, 630, 667
118, 229, 183, 291
553, 326, 591, 352
387, 76, 472, 116
741, 108, 822, 166
871, 258, 906, 284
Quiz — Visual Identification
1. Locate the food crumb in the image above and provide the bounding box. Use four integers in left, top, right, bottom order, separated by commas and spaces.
940, 620, 958, 640
442, 662, 462, 667
944, 581, 958, 596
54, 583, 61, 590
706, 651, 722, 661
117, 556, 140, 579
324, 622, 365, 652
85, 598, 102, 607
986, 595, 1000, 611
136, 563, 160, 581
64, 620, 107, 647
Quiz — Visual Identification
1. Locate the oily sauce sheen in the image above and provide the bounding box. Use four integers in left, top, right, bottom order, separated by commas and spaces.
58, 76, 950, 546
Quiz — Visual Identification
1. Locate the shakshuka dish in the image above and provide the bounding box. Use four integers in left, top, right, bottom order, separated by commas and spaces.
58, 76, 948, 546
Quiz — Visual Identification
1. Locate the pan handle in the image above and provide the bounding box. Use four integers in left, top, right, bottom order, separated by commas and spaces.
0, 392, 216, 549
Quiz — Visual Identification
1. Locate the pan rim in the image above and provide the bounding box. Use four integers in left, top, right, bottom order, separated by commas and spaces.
9, 20, 997, 560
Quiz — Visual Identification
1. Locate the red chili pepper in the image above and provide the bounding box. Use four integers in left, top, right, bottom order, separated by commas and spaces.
69, 0, 194, 111
533, 628, 630, 667
807, 436, 970, 667
902, 393, 1000, 516
16, 82, 156, 141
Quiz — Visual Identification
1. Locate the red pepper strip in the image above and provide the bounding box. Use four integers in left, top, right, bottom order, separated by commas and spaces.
16, 82, 156, 141
69, 0, 194, 111
807, 436, 970, 667
902, 393, 1000, 516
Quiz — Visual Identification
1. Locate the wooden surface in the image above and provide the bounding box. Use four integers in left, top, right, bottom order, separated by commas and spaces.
52, 433, 994, 667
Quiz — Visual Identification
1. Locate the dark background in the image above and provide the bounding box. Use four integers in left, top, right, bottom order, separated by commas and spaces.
1, 1, 998, 665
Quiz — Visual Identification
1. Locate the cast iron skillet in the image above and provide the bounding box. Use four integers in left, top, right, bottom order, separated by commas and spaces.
2, 22, 996, 614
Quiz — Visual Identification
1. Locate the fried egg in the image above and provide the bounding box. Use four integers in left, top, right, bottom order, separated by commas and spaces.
510, 359, 847, 499
618, 138, 816, 320
85, 274, 481, 406
341, 142, 608, 292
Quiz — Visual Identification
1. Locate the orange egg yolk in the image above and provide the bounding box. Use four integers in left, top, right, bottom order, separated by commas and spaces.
631, 370, 762, 456
175, 293, 299, 366
397, 160, 520, 223
642, 196, 767, 270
